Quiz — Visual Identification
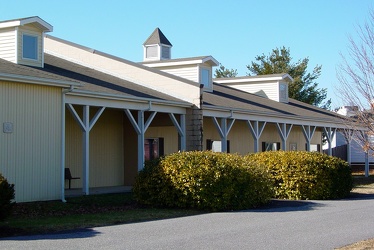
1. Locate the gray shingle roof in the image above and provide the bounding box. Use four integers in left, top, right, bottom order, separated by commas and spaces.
143, 28, 172, 46
0, 58, 79, 85
204, 83, 343, 123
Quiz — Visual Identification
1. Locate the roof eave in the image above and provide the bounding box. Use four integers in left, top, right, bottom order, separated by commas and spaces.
214, 73, 294, 84
69, 89, 193, 108
0, 72, 81, 88
0, 16, 53, 32
143, 56, 219, 67
202, 56, 219, 67
202, 104, 346, 127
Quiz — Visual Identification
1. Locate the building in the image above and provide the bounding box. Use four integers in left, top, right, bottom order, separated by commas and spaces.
0, 17, 346, 202
326, 106, 373, 175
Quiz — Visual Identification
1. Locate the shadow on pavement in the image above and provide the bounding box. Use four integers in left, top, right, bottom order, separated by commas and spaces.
347, 192, 374, 200
1, 228, 101, 241
250, 199, 323, 213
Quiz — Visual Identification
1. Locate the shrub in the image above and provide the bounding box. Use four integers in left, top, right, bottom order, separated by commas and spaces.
245, 151, 353, 200
133, 151, 273, 211
0, 173, 15, 220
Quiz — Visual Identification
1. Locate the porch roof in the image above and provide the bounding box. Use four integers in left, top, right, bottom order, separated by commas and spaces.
0, 58, 80, 87
203, 82, 345, 126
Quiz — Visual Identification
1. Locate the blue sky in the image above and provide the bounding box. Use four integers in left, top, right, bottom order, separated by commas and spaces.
2, 0, 372, 108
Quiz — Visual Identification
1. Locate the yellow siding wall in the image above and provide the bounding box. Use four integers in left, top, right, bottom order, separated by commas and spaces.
65, 107, 124, 188
145, 126, 179, 155
122, 113, 180, 186
203, 118, 323, 153
17, 25, 43, 67
123, 116, 137, 186
203, 119, 253, 154
0, 81, 62, 202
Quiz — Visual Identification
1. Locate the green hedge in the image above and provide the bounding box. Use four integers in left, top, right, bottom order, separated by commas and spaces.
0, 173, 15, 220
133, 151, 273, 211
245, 151, 353, 200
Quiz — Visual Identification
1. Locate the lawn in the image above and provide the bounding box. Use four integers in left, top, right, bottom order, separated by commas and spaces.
0, 192, 202, 238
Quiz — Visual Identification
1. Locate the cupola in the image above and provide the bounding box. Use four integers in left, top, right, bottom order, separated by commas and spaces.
0, 16, 52, 68
143, 28, 172, 61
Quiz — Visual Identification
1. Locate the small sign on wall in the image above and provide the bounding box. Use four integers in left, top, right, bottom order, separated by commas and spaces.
3, 122, 13, 133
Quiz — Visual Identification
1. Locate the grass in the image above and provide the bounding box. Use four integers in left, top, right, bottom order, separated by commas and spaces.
0, 192, 202, 238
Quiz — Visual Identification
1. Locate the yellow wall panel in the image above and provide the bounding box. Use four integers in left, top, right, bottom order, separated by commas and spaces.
0, 81, 62, 202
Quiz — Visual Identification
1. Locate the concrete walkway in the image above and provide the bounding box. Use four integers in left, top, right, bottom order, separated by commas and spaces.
1, 193, 374, 250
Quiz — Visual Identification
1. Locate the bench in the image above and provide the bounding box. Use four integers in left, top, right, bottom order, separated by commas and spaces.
65, 168, 80, 189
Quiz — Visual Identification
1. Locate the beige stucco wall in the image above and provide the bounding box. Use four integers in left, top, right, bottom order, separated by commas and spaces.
0, 81, 62, 202
65, 107, 124, 188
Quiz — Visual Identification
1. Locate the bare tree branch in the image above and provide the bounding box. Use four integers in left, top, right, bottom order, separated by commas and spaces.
337, 9, 374, 152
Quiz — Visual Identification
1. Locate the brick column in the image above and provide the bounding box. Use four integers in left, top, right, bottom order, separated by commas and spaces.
185, 106, 203, 151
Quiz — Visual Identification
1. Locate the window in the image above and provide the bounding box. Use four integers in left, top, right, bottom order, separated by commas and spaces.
201, 68, 210, 87
161, 46, 170, 59
306, 143, 321, 152
144, 138, 164, 161
206, 139, 230, 153
22, 34, 38, 60
262, 142, 281, 151
289, 143, 297, 151
279, 83, 287, 101
146, 45, 158, 58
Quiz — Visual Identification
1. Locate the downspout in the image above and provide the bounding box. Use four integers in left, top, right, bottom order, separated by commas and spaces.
61, 85, 74, 202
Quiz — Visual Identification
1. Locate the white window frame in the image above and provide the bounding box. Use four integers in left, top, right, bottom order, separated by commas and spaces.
22, 33, 38, 61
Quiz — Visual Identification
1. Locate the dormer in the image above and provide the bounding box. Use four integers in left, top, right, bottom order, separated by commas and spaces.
0, 16, 52, 68
143, 28, 172, 61
214, 73, 293, 103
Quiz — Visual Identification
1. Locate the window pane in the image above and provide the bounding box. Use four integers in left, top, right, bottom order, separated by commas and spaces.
161, 46, 170, 59
263, 142, 280, 151
144, 138, 160, 161
211, 141, 222, 152
201, 69, 210, 86
144, 139, 151, 161
310, 144, 320, 152
23, 34, 37, 60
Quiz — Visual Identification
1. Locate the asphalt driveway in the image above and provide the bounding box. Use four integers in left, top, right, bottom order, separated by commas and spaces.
1, 193, 374, 250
